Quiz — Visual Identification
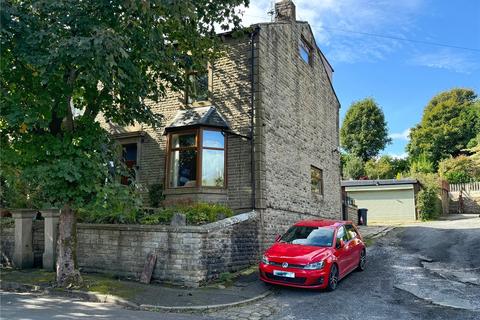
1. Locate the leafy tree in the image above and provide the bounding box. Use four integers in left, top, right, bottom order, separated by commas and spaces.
1, 0, 247, 286
340, 98, 391, 161
438, 155, 480, 183
342, 154, 365, 180
364, 156, 394, 179
407, 88, 479, 168
364, 155, 410, 179
409, 153, 435, 174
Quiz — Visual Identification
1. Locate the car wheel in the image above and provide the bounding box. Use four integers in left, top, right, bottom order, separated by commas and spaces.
326, 264, 338, 291
357, 249, 366, 271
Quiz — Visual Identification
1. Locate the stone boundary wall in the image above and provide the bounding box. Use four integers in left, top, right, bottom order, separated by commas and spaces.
1, 220, 44, 267
78, 211, 259, 287
346, 205, 358, 224
449, 189, 480, 214
1, 212, 259, 287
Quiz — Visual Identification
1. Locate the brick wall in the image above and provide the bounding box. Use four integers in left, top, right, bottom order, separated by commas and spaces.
255, 21, 342, 248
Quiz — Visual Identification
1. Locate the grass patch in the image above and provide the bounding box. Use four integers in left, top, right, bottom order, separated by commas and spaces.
0, 269, 55, 285
80, 274, 145, 299
0, 269, 145, 300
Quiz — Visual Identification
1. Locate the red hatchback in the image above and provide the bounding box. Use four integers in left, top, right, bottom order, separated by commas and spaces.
259, 220, 366, 291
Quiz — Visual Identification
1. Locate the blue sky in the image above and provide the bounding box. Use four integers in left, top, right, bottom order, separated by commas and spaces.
241, 0, 480, 158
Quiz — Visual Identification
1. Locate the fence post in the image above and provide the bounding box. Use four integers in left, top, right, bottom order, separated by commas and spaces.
12, 209, 36, 269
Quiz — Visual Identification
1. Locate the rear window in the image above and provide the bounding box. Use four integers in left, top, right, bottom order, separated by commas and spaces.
280, 226, 334, 247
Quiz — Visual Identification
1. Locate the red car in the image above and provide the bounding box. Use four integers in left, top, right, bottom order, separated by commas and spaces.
259, 220, 366, 291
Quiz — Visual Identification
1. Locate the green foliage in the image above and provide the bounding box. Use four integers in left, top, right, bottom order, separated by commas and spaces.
365, 156, 394, 179
342, 154, 365, 179
438, 155, 480, 183
148, 184, 164, 208
0, 217, 14, 228
77, 183, 143, 224
364, 156, 410, 179
409, 153, 435, 174
407, 89, 479, 168
140, 203, 234, 225
340, 98, 391, 161
417, 188, 439, 221
407, 173, 442, 220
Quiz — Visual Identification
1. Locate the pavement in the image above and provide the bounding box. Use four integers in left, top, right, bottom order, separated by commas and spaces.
0, 268, 271, 311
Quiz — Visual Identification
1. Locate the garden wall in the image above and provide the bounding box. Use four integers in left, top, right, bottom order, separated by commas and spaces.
1, 211, 259, 287
1, 220, 44, 267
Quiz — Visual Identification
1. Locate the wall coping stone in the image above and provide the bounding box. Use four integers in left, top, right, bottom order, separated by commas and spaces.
77, 210, 257, 234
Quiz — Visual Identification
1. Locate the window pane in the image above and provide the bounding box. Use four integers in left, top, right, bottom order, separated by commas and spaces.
202, 149, 224, 187
299, 44, 310, 63
311, 166, 323, 194
171, 133, 196, 148
122, 143, 137, 161
169, 149, 197, 187
187, 72, 209, 103
203, 130, 224, 148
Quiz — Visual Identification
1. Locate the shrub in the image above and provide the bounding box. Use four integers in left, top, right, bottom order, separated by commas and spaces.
139, 202, 234, 225
438, 155, 480, 183
148, 183, 164, 208
411, 173, 442, 220
417, 187, 439, 221
77, 183, 143, 224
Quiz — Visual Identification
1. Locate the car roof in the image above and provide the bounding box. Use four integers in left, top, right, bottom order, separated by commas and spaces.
294, 219, 352, 228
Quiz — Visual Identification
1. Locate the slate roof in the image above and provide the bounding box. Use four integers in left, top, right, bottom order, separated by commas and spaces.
341, 179, 418, 187
164, 106, 230, 132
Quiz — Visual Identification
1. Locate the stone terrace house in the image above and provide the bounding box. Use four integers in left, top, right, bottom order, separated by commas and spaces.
101, 0, 342, 246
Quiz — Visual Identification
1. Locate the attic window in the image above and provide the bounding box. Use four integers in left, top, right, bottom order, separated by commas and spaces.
185, 64, 211, 105
299, 38, 312, 65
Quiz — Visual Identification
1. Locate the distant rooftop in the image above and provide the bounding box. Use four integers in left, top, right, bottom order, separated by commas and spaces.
341, 179, 418, 187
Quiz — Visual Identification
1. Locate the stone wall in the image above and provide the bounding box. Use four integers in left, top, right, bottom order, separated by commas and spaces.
255, 21, 342, 248
449, 190, 480, 214
1, 220, 44, 267
2, 212, 259, 287
79, 211, 259, 287
0, 224, 14, 266
346, 205, 358, 224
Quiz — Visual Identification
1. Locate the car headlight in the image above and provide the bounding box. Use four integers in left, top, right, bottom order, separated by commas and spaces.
304, 260, 325, 270
262, 255, 269, 265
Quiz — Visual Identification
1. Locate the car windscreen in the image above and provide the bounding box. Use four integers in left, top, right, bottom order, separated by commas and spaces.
280, 226, 334, 247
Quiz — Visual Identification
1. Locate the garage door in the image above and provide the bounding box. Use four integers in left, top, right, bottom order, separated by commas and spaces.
348, 189, 416, 224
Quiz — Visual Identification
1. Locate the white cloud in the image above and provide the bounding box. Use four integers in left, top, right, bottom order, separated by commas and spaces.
240, 0, 426, 63
390, 128, 411, 141
409, 49, 479, 74
385, 152, 409, 159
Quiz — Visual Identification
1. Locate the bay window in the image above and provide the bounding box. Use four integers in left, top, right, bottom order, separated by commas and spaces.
168, 128, 225, 188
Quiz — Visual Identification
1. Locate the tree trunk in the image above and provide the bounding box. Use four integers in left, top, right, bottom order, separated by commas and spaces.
56, 204, 82, 287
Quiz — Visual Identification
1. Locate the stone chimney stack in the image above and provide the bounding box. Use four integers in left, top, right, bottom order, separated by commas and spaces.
275, 0, 296, 22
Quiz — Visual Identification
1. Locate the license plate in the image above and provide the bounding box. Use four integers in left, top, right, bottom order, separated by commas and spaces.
273, 270, 295, 278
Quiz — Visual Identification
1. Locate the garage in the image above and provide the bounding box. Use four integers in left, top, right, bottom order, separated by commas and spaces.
341, 179, 420, 224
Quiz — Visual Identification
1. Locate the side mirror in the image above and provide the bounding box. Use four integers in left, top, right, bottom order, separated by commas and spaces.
275, 234, 282, 242
336, 239, 345, 249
